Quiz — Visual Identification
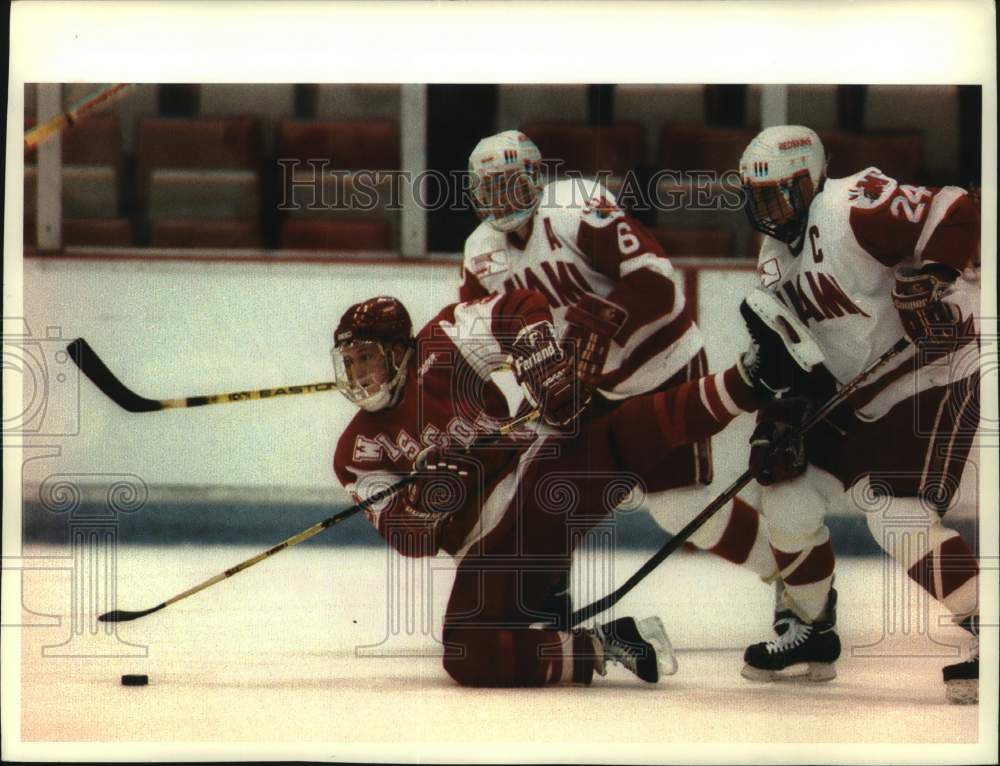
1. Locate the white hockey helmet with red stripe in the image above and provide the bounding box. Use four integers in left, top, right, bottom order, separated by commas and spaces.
739, 126, 826, 245
468, 130, 544, 232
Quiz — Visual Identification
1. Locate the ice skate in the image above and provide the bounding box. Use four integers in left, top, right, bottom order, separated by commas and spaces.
943, 615, 978, 704
742, 589, 840, 682
591, 616, 678, 683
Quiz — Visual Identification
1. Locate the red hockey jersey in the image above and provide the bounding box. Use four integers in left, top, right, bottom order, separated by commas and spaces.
333, 291, 548, 558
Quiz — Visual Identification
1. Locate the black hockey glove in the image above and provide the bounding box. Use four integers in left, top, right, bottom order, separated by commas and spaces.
737, 297, 820, 401
748, 397, 811, 485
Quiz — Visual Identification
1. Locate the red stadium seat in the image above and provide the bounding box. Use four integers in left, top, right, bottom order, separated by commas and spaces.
26, 116, 125, 219
650, 226, 734, 258
280, 219, 390, 251
520, 122, 645, 178
136, 117, 262, 206
818, 131, 924, 182
62, 218, 133, 247
151, 219, 262, 248
658, 125, 756, 175
62, 115, 122, 167
276, 120, 400, 170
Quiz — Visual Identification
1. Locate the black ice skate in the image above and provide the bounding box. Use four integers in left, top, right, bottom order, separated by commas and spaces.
943, 615, 978, 705
742, 588, 840, 682
592, 616, 677, 683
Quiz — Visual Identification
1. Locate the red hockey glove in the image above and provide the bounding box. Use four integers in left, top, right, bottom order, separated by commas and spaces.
892, 264, 962, 353
405, 444, 475, 520
511, 320, 587, 427
747, 397, 810, 486
563, 294, 629, 387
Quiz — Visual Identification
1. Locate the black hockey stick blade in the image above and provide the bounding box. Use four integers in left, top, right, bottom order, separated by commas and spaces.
67, 338, 164, 412
98, 603, 167, 622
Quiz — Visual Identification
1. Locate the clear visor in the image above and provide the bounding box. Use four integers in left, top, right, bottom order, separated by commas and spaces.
331, 340, 392, 406
471, 169, 541, 230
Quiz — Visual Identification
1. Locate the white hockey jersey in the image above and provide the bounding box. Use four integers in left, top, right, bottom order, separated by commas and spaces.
755, 167, 980, 419
460, 178, 704, 399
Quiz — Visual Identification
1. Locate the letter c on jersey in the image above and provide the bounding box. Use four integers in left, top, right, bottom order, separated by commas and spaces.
808, 225, 823, 263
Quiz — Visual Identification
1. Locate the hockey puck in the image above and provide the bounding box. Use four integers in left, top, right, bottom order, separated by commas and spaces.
120, 674, 148, 686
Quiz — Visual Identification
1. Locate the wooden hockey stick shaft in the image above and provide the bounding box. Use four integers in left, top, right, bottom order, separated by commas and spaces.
565, 336, 912, 629
67, 337, 340, 412
97, 409, 540, 623
25, 84, 134, 151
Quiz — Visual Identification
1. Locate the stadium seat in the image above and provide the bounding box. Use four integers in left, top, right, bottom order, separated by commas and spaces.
151, 219, 262, 248
24, 217, 132, 248
614, 85, 705, 163
864, 85, 960, 180
819, 131, 924, 182
277, 122, 401, 248
280, 219, 391, 251
519, 122, 645, 181
63, 166, 119, 218
62, 114, 122, 167
149, 169, 259, 219
24, 165, 119, 220
62, 218, 133, 247
650, 226, 734, 258
26, 115, 124, 218
136, 117, 262, 209
658, 125, 757, 175
275, 120, 400, 170
200, 84, 296, 152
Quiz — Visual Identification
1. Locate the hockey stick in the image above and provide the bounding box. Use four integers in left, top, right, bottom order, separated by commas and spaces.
564, 336, 912, 629
25, 84, 134, 151
97, 409, 540, 623
67, 338, 340, 412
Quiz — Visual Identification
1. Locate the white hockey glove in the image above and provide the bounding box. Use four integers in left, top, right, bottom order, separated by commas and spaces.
511, 320, 587, 427
737, 289, 825, 401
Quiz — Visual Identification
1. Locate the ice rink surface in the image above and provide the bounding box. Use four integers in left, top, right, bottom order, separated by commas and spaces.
18, 542, 981, 752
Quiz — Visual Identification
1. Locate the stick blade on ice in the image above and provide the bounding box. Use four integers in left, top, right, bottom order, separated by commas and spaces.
97, 604, 166, 622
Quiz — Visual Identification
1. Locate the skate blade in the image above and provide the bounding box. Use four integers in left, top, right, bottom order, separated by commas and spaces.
946, 679, 978, 705
741, 662, 837, 683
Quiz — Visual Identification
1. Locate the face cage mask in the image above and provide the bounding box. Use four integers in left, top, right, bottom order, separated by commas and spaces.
331, 340, 411, 412
742, 171, 813, 246
472, 170, 542, 232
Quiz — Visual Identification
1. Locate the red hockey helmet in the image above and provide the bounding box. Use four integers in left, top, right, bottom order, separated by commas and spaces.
332, 296, 413, 411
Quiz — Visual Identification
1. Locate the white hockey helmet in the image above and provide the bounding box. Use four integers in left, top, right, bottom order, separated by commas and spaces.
468, 130, 543, 232
738, 125, 826, 245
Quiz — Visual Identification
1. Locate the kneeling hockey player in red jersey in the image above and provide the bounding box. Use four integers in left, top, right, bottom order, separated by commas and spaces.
736, 125, 981, 703
332, 288, 815, 686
